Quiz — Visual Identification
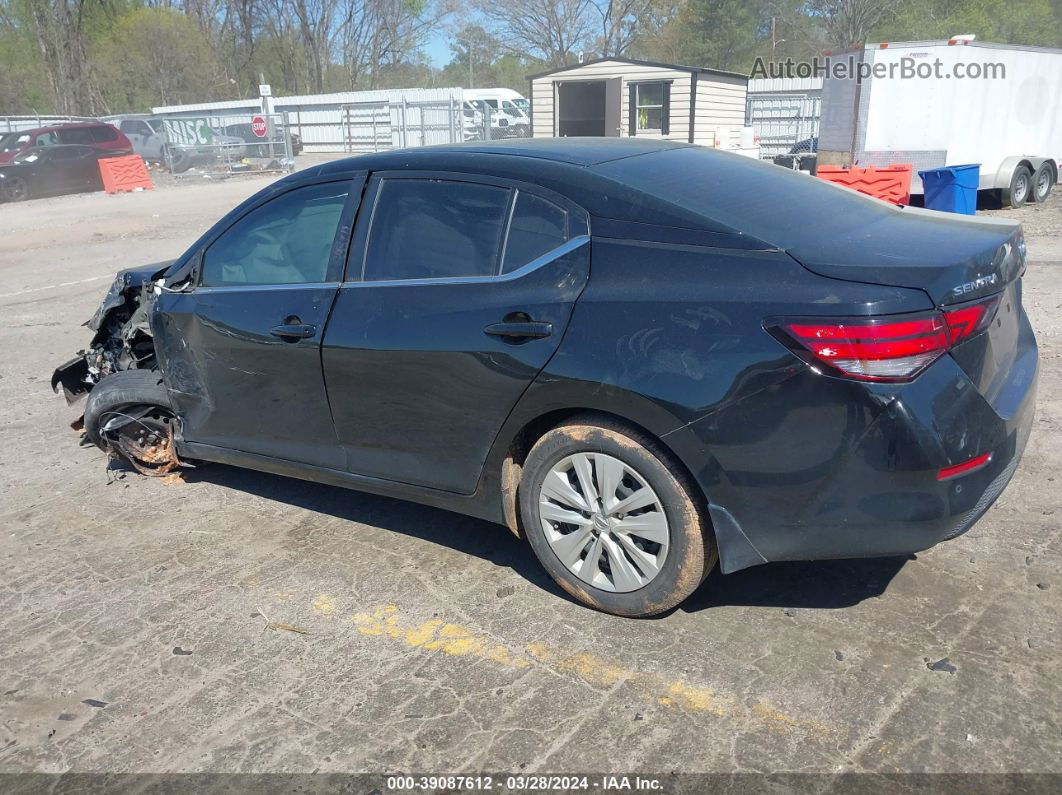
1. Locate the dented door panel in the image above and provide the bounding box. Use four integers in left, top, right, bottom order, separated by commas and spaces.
153, 285, 344, 468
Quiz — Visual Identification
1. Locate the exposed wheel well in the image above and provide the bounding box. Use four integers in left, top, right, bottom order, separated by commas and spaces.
498, 408, 704, 539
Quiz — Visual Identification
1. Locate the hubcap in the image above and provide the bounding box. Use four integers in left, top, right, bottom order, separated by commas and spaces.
1016, 174, 1029, 201
4, 178, 27, 201
538, 452, 669, 593
1036, 171, 1050, 198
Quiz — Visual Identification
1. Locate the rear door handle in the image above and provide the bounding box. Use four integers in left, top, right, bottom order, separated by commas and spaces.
270, 323, 317, 340
483, 321, 553, 340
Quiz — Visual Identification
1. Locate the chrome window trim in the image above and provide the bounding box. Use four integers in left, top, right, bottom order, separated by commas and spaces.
194, 281, 342, 294
342, 235, 589, 290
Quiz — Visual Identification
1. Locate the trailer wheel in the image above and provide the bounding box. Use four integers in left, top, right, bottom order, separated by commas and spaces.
1003, 165, 1033, 208
1031, 163, 1055, 203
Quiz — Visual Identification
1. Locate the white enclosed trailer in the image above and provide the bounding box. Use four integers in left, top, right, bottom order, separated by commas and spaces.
818, 39, 1061, 206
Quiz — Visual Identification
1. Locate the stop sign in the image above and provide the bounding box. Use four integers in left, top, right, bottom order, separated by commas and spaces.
250, 116, 268, 138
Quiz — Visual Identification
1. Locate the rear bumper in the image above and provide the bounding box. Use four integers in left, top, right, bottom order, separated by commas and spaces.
678, 317, 1038, 573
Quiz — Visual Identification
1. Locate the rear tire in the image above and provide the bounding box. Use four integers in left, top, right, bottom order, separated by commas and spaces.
519, 415, 716, 617
1, 175, 29, 202
1031, 163, 1055, 203
85, 369, 180, 476
1003, 165, 1033, 208
166, 147, 192, 174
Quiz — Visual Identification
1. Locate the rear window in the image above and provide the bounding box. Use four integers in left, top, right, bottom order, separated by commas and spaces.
593, 146, 900, 248
59, 128, 95, 145
90, 125, 119, 143
502, 193, 568, 273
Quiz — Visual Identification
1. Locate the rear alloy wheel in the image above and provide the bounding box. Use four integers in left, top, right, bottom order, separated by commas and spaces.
520, 416, 716, 617
1, 176, 29, 202
1031, 163, 1055, 203
1004, 165, 1033, 208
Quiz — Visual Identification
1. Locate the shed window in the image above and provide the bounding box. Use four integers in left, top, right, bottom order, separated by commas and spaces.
630, 82, 670, 136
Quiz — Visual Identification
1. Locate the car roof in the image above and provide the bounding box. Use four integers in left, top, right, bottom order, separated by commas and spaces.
19, 121, 110, 134
290, 139, 771, 246
407, 137, 695, 166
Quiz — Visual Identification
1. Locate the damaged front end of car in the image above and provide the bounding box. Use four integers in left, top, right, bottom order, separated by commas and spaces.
50, 262, 172, 403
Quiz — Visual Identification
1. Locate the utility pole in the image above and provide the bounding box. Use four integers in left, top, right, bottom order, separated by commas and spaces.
771, 17, 785, 53
462, 39, 474, 88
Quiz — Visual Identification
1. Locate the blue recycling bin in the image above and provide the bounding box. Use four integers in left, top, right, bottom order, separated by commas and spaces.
919, 164, 980, 215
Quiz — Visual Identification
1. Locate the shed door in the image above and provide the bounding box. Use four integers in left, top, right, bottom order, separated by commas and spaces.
557, 81, 606, 136
605, 78, 622, 136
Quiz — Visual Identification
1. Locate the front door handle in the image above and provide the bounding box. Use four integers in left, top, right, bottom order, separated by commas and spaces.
270, 323, 317, 340
483, 321, 553, 340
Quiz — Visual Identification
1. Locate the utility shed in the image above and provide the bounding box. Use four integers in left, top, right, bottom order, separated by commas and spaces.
528, 58, 748, 146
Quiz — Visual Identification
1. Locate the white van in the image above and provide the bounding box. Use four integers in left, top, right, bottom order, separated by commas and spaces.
463, 89, 530, 138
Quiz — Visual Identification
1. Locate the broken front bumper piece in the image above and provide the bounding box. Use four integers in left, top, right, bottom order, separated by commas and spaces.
51, 356, 92, 402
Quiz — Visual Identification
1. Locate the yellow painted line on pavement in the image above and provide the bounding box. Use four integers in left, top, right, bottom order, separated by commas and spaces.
349, 603, 832, 738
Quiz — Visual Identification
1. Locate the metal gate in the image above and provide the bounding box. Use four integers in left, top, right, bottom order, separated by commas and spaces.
338, 98, 531, 153
340, 98, 467, 153
159, 111, 295, 177
746, 94, 821, 162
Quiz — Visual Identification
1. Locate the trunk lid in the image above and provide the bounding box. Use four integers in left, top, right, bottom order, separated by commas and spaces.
788, 207, 1025, 307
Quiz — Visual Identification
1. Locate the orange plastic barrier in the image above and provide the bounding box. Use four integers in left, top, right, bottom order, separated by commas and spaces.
816, 164, 912, 205
98, 155, 154, 194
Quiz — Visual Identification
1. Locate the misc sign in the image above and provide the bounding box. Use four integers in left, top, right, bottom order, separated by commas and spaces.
162, 118, 214, 147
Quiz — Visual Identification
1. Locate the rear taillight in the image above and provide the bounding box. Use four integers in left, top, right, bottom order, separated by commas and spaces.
942, 295, 1000, 345
768, 295, 1000, 383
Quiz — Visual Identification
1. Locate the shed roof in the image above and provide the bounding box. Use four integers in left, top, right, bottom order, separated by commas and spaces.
527, 57, 748, 82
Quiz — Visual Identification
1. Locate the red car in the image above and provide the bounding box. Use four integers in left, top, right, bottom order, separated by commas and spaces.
0, 122, 132, 165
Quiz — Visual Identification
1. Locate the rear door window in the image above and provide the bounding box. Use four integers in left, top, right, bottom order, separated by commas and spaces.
501, 193, 569, 273
90, 125, 119, 143
120, 120, 152, 137
362, 179, 511, 281
201, 182, 350, 287
48, 147, 86, 161
58, 128, 95, 145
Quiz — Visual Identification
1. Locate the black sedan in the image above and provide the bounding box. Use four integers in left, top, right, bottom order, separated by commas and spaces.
0, 145, 108, 202
52, 139, 1037, 617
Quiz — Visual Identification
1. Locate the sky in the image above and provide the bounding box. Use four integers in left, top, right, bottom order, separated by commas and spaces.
425, 29, 453, 68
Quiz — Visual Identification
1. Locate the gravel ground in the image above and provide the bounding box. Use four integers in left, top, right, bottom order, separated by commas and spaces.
0, 171, 1059, 781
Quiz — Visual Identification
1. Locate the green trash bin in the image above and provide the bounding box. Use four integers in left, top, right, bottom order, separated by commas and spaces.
919, 164, 980, 215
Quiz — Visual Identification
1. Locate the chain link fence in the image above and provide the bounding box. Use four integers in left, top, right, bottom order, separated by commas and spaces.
0, 115, 99, 133
746, 93, 820, 170
157, 112, 295, 177
338, 99, 531, 153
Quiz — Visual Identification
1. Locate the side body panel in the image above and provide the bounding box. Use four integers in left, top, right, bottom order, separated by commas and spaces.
152, 172, 364, 469
499, 234, 937, 572
154, 285, 344, 468
322, 233, 591, 493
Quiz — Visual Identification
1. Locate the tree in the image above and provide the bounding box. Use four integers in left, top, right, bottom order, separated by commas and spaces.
339, 0, 450, 90
473, 0, 594, 68
671, 0, 767, 71
589, 0, 655, 57
445, 24, 499, 88
94, 6, 222, 112
20, 0, 108, 115
873, 0, 1059, 48
806, 0, 904, 51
